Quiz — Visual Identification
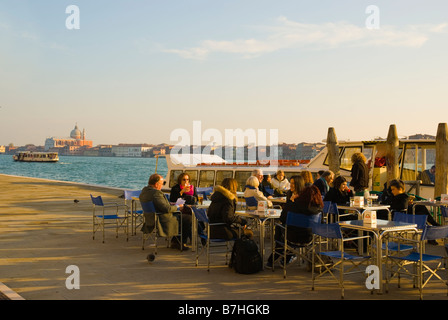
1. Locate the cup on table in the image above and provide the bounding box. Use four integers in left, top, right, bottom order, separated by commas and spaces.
198, 194, 204, 205
350, 197, 354, 207
367, 198, 373, 207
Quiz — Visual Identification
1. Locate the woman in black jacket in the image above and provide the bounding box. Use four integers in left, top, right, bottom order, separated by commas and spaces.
324, 175, 354, 205
350, 152, 369, 196
207, 178, 248, 240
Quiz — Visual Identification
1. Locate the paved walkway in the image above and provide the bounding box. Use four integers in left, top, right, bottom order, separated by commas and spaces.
1, 174, 447, 301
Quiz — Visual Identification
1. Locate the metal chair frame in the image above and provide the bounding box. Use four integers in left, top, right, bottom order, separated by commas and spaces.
311, 222, 371, 299
272, 212, 322, 278
386, 225, 448, 299
124, 190, 143, 235
91, 194, 128, 243
192, 207, 236, 272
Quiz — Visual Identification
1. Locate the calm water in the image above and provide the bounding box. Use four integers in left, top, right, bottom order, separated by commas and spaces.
0, 154, 168, 190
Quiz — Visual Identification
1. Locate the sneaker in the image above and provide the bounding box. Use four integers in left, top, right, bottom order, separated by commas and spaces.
280, 255, 297, 267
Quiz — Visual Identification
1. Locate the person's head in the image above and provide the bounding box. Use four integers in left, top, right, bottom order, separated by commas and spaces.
317, 170, 325, 179
351, 152, 367, 164
300, 170, 314, 186
333, 175, 348, 192
276, 170, 285, 181
246, 176, 260, 188
321, 170, 334, 185
430, 165, 436, 174
221, 178, 238, 195
148, 174, 164, 190
177, 172, 191, 186
389, 179, 405, 196
289, 175, 305, 194
263, 174, 271, 182
296, 185, 324, 208
252, 169, 263, 182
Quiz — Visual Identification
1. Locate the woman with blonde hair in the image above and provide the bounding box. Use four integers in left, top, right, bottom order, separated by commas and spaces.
208, 178, 250, 240
350, 152, 369, 196
244, 176, 273, 208
300, 171, 314, 187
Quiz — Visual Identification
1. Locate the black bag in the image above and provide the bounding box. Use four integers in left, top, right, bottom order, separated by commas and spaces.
229, 235, 262, 274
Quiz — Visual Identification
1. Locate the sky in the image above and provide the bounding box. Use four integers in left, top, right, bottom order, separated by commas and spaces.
1, 0, 447, 147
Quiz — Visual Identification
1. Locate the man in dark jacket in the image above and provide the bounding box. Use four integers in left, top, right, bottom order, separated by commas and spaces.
140, 174, 191, 250
313, 170, 334, 197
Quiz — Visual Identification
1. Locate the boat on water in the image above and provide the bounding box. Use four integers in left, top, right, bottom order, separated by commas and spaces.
13, 151, 59, 163
158, 138, 441, 199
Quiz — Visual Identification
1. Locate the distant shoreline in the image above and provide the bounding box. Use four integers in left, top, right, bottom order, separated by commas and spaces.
0, 173, 126, 192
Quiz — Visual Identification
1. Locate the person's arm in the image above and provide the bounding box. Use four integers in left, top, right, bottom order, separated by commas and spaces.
155, 190, 178, 213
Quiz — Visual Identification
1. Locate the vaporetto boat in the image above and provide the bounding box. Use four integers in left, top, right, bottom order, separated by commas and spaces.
13, 151, 59, 163
158, 138, 441, 199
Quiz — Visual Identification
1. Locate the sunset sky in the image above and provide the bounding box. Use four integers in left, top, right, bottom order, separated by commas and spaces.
1, 0, 447, 146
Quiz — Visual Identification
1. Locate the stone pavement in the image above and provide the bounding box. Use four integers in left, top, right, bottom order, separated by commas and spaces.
1, 174, 447, 301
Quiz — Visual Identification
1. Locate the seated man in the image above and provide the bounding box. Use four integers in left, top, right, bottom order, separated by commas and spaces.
418, 165, 436, 185
140, 174, 192, 251
313, 170, 334, 197
252, 169, 273, 198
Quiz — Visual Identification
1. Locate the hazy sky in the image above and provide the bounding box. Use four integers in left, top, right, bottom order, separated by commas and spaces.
1, 0, 447, 146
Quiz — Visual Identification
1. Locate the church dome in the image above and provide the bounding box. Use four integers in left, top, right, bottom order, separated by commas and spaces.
70, 125, 82, 140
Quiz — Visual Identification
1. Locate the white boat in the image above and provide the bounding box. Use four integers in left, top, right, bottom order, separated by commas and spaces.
158, 138, 441, 199
13, 151, 59, 163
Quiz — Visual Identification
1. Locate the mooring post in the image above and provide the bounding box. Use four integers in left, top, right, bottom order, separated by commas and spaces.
435, 123, 448, 199
326, 127, 340, 178
386, 124, 399, 186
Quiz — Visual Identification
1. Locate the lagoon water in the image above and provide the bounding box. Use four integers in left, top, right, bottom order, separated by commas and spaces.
0, 154, 168, 190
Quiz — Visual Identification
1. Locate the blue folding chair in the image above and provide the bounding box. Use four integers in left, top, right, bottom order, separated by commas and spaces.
386, 225, 448, 299
197, 187, 214, 200
383, 212, 428, 253
192, 207, 236, 272
124, 190, 143, 235
245, 196, 258, 210
311, 222, 371, 299
90, 194, 128, 243
273, 212, 322, 278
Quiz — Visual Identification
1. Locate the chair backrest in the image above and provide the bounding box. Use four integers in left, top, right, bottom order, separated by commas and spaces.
393, 211, 427, 229
197, 187, 213, 196
441, 206, 448, 218
312, 222, 343, 239
192, 207, 209, 224
124, 190, 141, 200
245, 197, 258, 207
265, 187, 274, 196
90, 194, 104, 206
323, 201, 338, 214
422, 225, 448, 241
140, 201, 156, 214
286, 212, 322, 229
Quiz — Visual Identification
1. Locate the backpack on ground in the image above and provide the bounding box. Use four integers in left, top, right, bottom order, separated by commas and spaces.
229, 235, 262, 274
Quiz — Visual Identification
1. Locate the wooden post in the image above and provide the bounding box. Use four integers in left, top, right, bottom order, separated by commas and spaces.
435, 123, 448, 198
386, 124, 399, 186
326, 127, 340, 177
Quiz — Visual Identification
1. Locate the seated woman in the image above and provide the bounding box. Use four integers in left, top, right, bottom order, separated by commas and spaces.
244, 176, 273, 209
207, 178, 251, 240
284, 175, 306, 205
170, 173, 198, 205
268, 185, 323, 266
324, 175, 353, 205
271, 170, 290, 196
300, 170, 314, 187
323, 175, 355, 220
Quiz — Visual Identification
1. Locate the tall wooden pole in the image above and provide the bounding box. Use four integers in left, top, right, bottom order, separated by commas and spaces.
326, 127, 340, 177
435, 123, 448, 198
386, 124, 399, 186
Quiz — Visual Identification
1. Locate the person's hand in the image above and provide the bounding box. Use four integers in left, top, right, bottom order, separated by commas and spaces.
267, 195, 273, 199
290, 193, 298, 202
